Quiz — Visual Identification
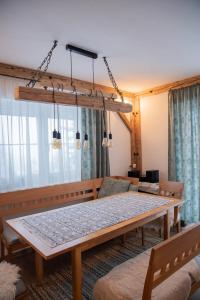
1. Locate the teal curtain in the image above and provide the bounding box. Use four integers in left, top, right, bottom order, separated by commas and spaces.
168, 84, 200, 223
81, 108, 110, 179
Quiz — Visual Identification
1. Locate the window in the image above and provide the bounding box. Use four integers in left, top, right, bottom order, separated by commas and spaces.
0, 77, 81, 192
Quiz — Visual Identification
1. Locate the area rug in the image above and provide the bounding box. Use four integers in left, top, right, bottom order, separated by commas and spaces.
27, 232, 161, 300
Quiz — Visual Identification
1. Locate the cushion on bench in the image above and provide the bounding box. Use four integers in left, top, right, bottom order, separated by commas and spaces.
98, 177, 130, 198
94, 249, 200, 300
128, 184, 139, 192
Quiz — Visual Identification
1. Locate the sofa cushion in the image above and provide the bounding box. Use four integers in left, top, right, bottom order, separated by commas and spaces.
98, 177, 130, 198
128, 184, 138, 192
94, 249, 200, 300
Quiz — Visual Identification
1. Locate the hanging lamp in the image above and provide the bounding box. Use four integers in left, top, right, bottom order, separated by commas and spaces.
52, 83, 59, 149
101, 93, 108, 148
51, 81, 62, 149
75, 91, 81, 150
83, 57, 96, 151
56, 104, 62, 149
83, 107, 89, 150
15, 42, 132, 113
83, 132, 89, 150
69, 49, 81, 150
108, 111, 113, 148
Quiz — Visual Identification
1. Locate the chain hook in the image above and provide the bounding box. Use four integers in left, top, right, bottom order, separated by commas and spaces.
103, 56, 124, 102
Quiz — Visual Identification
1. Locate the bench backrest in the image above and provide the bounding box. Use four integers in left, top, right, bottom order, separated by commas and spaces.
143, 224, 200, 300
0, 176, 137, 233
0, 178, 103, 232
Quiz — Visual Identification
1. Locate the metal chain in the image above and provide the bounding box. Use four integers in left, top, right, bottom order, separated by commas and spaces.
27, 40, 58, 88
103, 56, 124, 102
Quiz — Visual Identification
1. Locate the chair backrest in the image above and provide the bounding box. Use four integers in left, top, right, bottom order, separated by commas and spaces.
159, 180, 184, 199
142, 224, 200, 300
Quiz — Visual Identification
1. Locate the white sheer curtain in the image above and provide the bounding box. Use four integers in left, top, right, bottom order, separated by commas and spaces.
0, 76, 81, 192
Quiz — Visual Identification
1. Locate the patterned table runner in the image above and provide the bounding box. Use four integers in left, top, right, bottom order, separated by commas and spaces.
19, 192, 170, 248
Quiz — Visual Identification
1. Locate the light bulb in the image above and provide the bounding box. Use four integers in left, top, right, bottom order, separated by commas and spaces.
52, 130, 58, 149
56, 131, 62, 149
108, 132, 113, 148
83, 133, 89, 150
75, 131, 81, 150
102, 131, 108, 147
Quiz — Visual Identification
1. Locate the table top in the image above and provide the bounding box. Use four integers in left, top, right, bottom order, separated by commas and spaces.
6, 191, 182, 259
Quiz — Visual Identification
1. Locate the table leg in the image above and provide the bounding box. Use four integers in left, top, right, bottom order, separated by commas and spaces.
164, 210, 170, 240
121, 234, 126, 244
72, 248, 82, 300
35, 252, 44, 285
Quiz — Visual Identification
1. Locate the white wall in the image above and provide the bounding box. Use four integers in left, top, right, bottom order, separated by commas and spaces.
140, 92, 168, 180
109, 112, 131, 176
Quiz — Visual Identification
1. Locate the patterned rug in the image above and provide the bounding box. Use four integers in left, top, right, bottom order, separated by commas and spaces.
27, 232, 161, 300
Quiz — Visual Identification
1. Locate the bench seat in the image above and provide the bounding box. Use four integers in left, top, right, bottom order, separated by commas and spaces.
94, 249, 200, 300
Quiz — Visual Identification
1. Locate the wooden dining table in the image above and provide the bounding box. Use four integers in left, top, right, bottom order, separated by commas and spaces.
6, 191, 182, 300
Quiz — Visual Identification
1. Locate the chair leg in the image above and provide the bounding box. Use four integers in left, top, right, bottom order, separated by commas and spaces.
121, 234, 126, 244
176, 221, 181, 233
0, 239, 5, 261
5, 247, 13, 263
141, 227, 144, 246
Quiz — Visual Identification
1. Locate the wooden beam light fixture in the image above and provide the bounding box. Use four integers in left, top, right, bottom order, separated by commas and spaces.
15, 42, 132, 114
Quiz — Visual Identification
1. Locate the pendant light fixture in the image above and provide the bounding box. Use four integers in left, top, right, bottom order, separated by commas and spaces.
83, 132, 89, 150
102, 130, 108, 147
52, 101, 58, 149
101, 94, 108, 148
75, 91, 81, 150
69, 49, 81, 150
56, 104, 62, 149
16, 42, 132, 113
108, 111, 113, 148
52, 83, 58, 149
83, 57, 95, 151
51, 82, 62, 149
83, 108, 89, 150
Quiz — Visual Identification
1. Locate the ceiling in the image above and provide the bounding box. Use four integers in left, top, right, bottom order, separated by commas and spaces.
1, 0, 200, 93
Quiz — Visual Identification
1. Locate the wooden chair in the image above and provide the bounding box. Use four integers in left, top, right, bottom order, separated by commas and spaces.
141, 180, 184, 245
143, 223, 200, 299
94, 224, 200, 300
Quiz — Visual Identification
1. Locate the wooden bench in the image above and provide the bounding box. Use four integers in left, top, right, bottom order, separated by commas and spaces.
0, 176, 139, 260
94, 224, 200, 300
